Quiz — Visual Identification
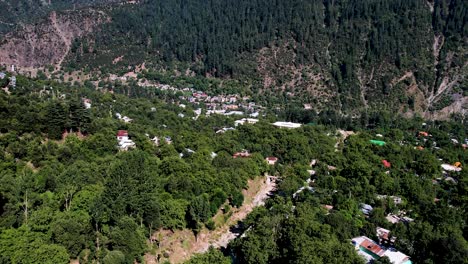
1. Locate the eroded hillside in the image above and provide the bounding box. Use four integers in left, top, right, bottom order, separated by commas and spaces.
0, 0, 123, 36
0, 9, 109, 68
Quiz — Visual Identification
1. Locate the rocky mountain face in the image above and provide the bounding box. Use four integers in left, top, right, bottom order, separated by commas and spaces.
0, 0, 123, 36
0, 0, 466, 119
0, 9, 109, 68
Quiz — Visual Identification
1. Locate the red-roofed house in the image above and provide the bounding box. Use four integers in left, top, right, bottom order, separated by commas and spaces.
233, 150, 251, 158
419, 131, 429, 137
352, 236, 385, 260
361, 239, 386, 257
352, 236, 411, 264
382, 160, 391, 168
117, 130, 129, 141
116, 130, 135, 151
266, 157, 278, 165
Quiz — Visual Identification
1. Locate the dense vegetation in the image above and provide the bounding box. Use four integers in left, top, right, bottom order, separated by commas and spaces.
0, 1, 466, 263
65, 0, 467, 113
0, 73, 467, 263
0, 75, 269, 263
229, 126, 468, 264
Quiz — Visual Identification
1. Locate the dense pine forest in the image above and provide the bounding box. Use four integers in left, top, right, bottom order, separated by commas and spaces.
62, 0, 467, 113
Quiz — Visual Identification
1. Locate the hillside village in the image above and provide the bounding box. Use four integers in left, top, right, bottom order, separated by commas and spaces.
100, 72, 466, 264
0, 69, 466, 264
0, 0, 467, 263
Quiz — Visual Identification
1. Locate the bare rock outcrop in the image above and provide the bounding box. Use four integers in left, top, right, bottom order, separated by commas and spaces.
0, 9, 109, 68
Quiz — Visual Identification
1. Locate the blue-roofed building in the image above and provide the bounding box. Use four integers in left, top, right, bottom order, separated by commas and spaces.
360, 203, 373, 216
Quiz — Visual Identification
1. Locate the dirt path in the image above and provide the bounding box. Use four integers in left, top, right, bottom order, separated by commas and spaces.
145, 175, 277, 264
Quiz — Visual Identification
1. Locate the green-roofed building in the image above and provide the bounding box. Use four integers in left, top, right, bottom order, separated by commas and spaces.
370, 140, 386, 146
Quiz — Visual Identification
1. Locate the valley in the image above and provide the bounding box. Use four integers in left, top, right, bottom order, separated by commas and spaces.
0, 1, 466, 264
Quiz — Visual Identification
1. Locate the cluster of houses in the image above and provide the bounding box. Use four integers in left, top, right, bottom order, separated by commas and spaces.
361, 196, 414, 225
137, 81, 264, 117
416, 130, 467, 151
432, 162, 463, 185
188, 92, 261, 117
286, 155, 412, 264
117, 130, 174, 151
230, 149, 280, 166
116, 133, 281, 166
373, 130, 463, 187
385, 212, 414, 224
352, 228, 411, 264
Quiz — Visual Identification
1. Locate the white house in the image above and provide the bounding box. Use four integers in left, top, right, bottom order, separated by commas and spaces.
206, 109, 226, 115
194, 108, 202, 116
224, 111, 244, 116
115, 113, 133, 123
441, 164, 461, 172
272, 121, 302, 129
121, 116, 133, 123
82, 98, 92, 109
151, 136, 159, 146
265, 157, 278, 165
234, 118, 259, 126
117, 130, 136, 151
250, 112, 260, 118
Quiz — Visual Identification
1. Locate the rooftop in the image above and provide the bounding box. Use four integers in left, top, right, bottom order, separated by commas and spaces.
117, 130, 128, 137
360, 238, 385, 257
384, 250, 411, 264
272, 121, 302, 128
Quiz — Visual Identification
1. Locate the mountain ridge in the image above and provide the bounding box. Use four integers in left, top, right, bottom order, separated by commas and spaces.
0, 0, 466, 119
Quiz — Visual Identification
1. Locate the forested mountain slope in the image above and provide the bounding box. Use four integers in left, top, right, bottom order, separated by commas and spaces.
0, 0, 467, 116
